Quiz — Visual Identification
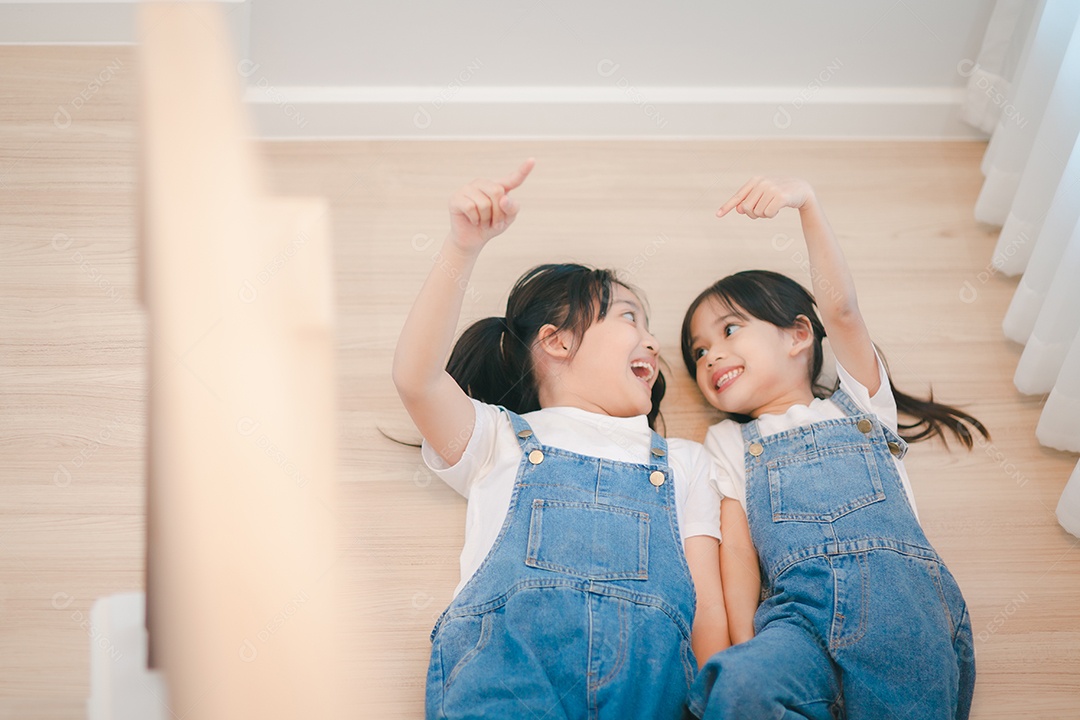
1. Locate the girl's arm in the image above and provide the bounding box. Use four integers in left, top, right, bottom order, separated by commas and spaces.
684, 535, 730, 666
718, 498, 761, 645
392, 158, 535, 465
717, 178, 880, 394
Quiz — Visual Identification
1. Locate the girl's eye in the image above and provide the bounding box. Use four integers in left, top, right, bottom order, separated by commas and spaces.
693, 347, 707, 360
622, 311, 636, 321
724, 324, 739, 336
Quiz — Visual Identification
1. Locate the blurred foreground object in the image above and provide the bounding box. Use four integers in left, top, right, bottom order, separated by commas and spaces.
88, 4, 342, 719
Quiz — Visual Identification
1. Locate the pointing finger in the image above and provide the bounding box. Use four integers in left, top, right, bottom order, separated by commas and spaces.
717, 178, 757, 217
499, 157, 536, 191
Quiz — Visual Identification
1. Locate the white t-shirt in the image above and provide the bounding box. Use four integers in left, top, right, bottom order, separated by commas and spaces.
704, 353, 920, 522
422, 399, 723, 598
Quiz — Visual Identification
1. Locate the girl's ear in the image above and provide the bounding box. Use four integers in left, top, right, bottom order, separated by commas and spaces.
536, 323, 572, 360
788, 315, 815, 356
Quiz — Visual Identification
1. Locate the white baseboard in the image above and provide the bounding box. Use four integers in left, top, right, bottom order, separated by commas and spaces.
0, 0, 990, 142
245, 85, 990, 141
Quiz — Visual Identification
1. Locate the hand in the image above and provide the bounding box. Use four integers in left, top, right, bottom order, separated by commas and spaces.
447, 157, 536, 252
716, 177, 814, 219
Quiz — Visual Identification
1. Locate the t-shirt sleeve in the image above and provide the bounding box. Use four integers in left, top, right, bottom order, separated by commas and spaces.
835, 348, 899, 434
676, 440, 723, 541
703, 424, 742, 502
419, 398, 500, 498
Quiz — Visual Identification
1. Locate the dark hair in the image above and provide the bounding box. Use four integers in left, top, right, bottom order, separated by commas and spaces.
447, 263, 666, 430
680, 270, 989, 449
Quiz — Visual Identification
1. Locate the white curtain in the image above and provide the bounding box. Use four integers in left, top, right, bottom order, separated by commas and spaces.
964, 0, 1080, 537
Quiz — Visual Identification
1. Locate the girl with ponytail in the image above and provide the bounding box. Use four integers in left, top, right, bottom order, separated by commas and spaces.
681, 177, 987, 720
393, 159, 727, 719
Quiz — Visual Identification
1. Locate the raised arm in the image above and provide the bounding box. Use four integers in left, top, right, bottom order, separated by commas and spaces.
392, 158, 535, 465
717, 177, 880, 394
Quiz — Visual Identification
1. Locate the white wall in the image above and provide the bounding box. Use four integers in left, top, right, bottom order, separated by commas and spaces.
0, 0, 998, 138
248, 0, 992, 87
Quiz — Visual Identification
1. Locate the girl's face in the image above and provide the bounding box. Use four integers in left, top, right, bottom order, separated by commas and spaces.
538, 284, 660, 417
687, 297, 812, 417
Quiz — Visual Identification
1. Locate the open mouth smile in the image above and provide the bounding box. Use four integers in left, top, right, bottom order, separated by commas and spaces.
711, 366, 743, 394
630, 359, 656, 386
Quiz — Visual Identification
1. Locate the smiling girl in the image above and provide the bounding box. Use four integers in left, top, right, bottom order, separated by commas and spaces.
394, 158, 728, 719
681, 177, 987, 720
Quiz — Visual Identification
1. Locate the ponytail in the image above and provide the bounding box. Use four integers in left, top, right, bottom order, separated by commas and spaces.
446, 315, 537, 413
877, 352, 989, 450
446, 263, 666, 430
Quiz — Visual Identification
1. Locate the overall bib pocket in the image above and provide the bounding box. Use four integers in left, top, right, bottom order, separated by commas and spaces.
525, 499, 649, 580
767, 445, 885, 523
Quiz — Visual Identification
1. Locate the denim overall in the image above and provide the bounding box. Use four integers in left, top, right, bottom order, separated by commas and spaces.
427, 409, 698, 719
687, 388, 975, 720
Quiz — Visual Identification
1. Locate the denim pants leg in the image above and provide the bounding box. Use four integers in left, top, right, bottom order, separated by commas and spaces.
687, 616, 841, 720
829, 550, 975, 720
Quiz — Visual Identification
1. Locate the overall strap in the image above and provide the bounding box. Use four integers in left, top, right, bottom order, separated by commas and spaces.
828, 387, 910, 460
734, 389, 910, 460
649, 429, 669, 464
827, 386, 863, 418
739, 416, 764, 444
502, 406, 671, 466
499, 406, 542, 453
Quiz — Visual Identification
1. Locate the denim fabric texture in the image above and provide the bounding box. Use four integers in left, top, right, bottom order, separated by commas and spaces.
427, 408, 698, 719
687, 388, 975, 720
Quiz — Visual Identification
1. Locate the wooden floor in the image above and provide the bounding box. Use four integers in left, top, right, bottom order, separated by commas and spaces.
1, 46, 1078, 719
